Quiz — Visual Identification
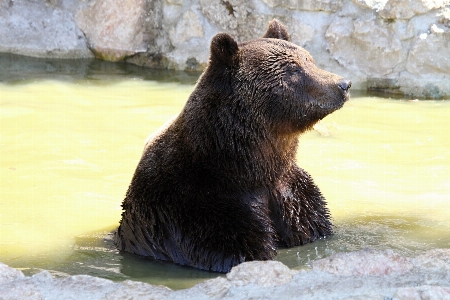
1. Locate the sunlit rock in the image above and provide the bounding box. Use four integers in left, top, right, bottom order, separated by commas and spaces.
353, 0, 448, 19
288, 21, 316, 47
75, 0, 148, 61
169, 10, 204, 47
164, 7, 209, 71
378, 0, 449, 20
261, 0, 343, 12
199, 0, 271, 42
399, 22, 450, 97
393, 285, 450, 300
406, 25, 450, 75
0, 0, 92, 59
352, 0, 389, 11
226, 261, 297, 287
0, 249, 450, 299
413, 248, 450, 272
0, 266, 173, 300
0, 262, 24, 284
326, 14, 406, 77
311, 249, 414, 276
324, 2, 450, 97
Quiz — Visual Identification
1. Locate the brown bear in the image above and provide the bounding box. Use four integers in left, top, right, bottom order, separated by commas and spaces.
115, 19, 351, 273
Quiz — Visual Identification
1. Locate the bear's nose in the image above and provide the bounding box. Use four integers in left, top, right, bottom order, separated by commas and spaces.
337, 79, 352, 92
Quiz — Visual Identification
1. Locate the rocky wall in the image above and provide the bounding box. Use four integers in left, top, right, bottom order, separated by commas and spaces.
0, 0, 449, 97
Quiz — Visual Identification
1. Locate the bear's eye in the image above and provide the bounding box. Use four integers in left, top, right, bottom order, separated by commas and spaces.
305, 56, 315, 64
288, 64, 303, 75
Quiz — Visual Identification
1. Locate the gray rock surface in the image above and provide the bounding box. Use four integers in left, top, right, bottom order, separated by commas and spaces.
0, 0, 449, 97
1, 249, 449, 300
0, 0, 92, 58
75, 0, 148, 61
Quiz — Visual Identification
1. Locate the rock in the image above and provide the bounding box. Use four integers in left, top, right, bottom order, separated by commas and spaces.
393, 286, 450, 300
324, 2, 450, 97
311, 249, 414, 276
226, 261, 297, 287
406, 26, 450, 76
413, 248, 450, 272
199, 0, 271, 42
119, 0, 170, 68
261, 0, 344, 12
288, 20, 315, 47
0, 0, 92, 59
352, 0, 388, 11
378, 0, 448, 20
1, 249, 450, 299
164, 0, 272, 70
326, 14, 406, 77
75, 0, 148, 61
169, 10, 204, 48
354, 0, 448, 19
438, 7, 450, 27
0, 262, 24, 284
400, 21, 450, 98
0, 266, 173, 300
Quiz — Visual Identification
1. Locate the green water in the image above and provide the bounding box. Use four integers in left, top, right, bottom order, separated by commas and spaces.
1, 55, 449, 290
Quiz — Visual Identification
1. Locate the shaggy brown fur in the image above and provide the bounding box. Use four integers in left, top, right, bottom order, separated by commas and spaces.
115, 19, 351, 273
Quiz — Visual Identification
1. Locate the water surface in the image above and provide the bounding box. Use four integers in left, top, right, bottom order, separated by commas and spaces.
1, 55, 449, 289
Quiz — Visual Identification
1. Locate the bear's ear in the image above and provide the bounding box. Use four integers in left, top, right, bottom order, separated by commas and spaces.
263, 19, 290, 41
210, 33, 238, 66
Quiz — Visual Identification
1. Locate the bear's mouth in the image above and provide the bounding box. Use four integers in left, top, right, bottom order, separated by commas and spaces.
315, 92, 349, 111
316, 100, 345, 111
342, 91, 351, 103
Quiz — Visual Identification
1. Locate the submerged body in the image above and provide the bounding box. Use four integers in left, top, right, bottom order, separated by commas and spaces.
115, 20, 350, 272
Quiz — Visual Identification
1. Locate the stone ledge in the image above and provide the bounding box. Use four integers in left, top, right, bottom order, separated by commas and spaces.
1, 249, 449, 300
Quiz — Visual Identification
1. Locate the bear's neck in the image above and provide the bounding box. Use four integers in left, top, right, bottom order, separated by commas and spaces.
179, 105, 299, 187
237, 133, 298, 186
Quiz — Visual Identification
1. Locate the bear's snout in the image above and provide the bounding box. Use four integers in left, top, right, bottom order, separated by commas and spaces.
337, 79, 352, 92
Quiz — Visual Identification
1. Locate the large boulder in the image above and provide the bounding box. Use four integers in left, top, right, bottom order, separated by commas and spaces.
75, 0, 148, 61
0, 0, 92, 58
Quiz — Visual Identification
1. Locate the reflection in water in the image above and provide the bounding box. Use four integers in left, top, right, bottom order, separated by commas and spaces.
0, 53, 201, 84
16, 230, 221, 290
0, 54, 449, 290
277, 214, 450, 270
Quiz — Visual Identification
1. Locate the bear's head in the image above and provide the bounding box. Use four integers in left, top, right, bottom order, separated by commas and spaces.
204, 19, 351, 135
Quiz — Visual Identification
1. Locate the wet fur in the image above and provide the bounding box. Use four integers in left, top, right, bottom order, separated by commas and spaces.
115, 19, 350, 273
